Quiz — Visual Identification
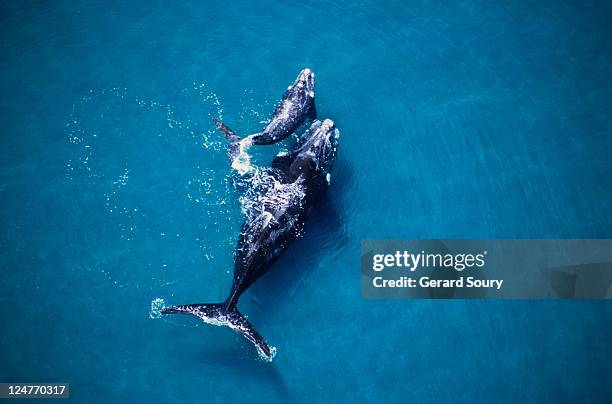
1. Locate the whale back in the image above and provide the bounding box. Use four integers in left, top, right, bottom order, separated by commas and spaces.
226, 174, 307, 303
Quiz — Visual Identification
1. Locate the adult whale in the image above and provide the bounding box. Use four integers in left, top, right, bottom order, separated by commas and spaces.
162, 119, 340, 361
213, 68, 316, 161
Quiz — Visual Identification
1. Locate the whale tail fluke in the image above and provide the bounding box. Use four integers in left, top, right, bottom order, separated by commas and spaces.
212, 119, 256, 172
213, 119, 242, 143
213, 119, 242, 162
161, 303, 276, 362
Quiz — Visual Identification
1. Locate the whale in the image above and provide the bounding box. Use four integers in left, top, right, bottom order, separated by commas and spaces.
161, 119, 340, 361
213, 68, 317, 162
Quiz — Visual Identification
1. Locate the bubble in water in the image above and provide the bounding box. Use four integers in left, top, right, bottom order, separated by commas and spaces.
149, 298, 166, 319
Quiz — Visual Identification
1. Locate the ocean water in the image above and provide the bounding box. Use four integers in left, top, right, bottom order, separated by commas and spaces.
1, 0, 611, 402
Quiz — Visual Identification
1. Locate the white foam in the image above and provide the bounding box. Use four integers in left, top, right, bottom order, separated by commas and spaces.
258, 345, 277, 362
200, 315, 229, 327
149, 298, 165, 319
231, 138, 254, 175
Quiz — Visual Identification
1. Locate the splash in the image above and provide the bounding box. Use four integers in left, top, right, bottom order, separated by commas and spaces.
231, 137, 254, 175
258, 345, 277, 363
149, 298, 166, 319
236, 168, 305, 221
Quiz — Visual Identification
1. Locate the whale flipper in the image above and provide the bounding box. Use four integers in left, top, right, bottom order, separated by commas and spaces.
308, 103, 317, 120
161, 303, 276, 362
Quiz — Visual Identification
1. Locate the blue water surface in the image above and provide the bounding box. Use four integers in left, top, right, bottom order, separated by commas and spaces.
1, 1, 611, 402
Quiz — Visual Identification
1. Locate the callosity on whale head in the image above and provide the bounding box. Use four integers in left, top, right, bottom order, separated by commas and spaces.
292, 68, 315, 98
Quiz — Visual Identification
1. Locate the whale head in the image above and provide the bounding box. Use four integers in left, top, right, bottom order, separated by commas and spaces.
291, 68, 315, 98
288, 119, 339, 185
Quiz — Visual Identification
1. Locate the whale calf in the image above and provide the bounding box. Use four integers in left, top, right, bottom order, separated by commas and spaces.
214, 68, 317, 164
162, 119, 339, 361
